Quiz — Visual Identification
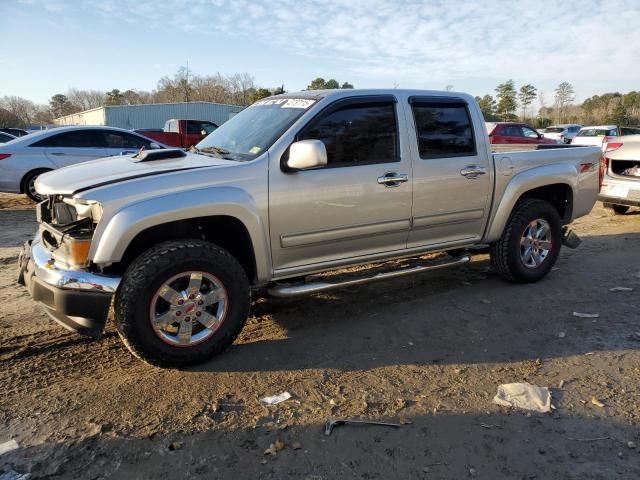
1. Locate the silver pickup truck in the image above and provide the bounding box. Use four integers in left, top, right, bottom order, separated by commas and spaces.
18, 89, 602, 367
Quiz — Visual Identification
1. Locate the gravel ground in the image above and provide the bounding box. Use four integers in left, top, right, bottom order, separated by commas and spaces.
0, 193, 639, 479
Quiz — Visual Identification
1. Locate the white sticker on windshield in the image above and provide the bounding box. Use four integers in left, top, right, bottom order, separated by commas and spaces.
281, 99, 316, 109
251, 98, 316, 109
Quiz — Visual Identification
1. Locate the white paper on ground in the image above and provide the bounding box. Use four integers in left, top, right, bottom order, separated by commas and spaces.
259, 392, 292, 406
0, 439, 19, 455
572, 312, 600, 318
493, 383, 551, 413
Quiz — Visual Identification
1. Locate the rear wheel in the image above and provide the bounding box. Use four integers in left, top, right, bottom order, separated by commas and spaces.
490, 199, 562, 283
611, 205, 630, 215
22, 169, 51, 202
114, 240, 250, 367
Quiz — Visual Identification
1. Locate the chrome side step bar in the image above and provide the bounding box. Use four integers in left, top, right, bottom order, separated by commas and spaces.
267, 255, 470, 298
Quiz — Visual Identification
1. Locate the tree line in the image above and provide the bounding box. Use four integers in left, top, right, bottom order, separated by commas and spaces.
3, 67, 639, 129
0, 67, 355, 128
476, 80, 640, 127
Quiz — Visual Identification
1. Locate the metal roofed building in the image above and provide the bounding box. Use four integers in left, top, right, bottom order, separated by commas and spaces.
54, 102, 244, 129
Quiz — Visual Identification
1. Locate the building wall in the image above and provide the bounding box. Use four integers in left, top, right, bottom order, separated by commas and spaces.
54, 107, 106, 126
54, 102, 244, 129
105, 102, 243, 129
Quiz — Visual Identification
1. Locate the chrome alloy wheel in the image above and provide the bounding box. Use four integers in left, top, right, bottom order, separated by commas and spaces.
520, 219, 552, 269
149, 271, 228, 347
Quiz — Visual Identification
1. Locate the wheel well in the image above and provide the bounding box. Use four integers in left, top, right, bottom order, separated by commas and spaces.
113, 216, 257, 283
20, 168, 52, 193
518, 184, 573, 223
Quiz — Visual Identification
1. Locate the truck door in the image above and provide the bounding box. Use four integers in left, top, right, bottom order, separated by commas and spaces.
404, 96, 492, 248
268, 95, 413, 273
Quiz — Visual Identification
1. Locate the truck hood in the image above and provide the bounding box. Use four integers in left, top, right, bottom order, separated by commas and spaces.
35, 152, 237, 195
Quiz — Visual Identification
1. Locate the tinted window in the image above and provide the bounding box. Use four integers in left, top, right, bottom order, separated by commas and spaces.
299, 102, 398, 166
0, 132, 14, 143
502, 125, 522, 137
32, 130, 106, 148
103, 131, 150, 149
621, 127, 640, 135
186, 121, 218, 135
545, 127, 565, 133
412, 103, 475, 158
522, 126, 539, 138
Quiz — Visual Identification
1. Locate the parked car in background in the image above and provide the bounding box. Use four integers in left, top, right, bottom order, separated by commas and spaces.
573, 125, 640, 148
134, 119, 218, 149
20, 89, 601, 366
0, 132, 17, 143
0, 126, 165, 201
486, 122, 558, 145
599, 134, 640, 214
0, 127, 29, 137
543, 124, 581, 144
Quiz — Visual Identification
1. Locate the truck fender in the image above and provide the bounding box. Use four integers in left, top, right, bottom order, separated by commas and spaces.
483, 163, 577, 243
90, 187, 271, 283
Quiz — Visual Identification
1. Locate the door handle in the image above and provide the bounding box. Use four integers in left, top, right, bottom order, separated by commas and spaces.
50, 152, 66, 156
460, 165, 486, 178
377, 172, 409, 187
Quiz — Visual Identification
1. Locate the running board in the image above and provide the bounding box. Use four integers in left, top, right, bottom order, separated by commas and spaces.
267, 255, 471, 298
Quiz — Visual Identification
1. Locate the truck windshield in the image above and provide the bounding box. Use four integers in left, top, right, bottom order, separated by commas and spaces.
196, 98, 317, 161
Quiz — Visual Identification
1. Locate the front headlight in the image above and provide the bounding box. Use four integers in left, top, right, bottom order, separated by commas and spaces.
63, 197, 103, 223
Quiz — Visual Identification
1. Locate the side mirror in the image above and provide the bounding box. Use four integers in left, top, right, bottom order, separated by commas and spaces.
286, 140, 327, 170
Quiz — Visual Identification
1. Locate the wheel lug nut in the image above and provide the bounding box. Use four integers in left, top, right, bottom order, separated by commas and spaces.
185, 317, 190, 322
196, 311, 202, 317
177, 299, 184, 305
189, 294, 195, 300
197, 300, 203, 305
176, 311, 182, 316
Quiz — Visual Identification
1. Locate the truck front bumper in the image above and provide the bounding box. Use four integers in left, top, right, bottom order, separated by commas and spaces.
17, 239, 121, 338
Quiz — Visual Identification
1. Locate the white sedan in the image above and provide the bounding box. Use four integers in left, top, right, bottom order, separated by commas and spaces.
0, 126, 164, 201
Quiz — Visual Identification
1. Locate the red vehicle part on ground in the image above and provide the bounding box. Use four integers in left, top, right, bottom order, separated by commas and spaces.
136, 119, 218, 148
487, 122, 557, 145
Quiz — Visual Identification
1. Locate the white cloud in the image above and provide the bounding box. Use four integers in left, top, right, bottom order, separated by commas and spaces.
16, 0, 640, 96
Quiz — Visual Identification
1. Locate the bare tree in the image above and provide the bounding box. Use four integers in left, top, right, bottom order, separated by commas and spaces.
554, 81, 575, 124
66, 88, 106, 110
0, 96, 37, 126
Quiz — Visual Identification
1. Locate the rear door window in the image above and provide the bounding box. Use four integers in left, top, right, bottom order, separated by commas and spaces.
32, 130, 107, 148
411, 102, 476, 158
501, 125, 523, 137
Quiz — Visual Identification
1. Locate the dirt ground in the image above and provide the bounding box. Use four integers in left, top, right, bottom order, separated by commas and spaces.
1, 192, 639, 479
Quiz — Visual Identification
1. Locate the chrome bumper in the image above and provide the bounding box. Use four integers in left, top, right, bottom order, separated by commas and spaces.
18, 239, 121, 338
24, 239, 121, 293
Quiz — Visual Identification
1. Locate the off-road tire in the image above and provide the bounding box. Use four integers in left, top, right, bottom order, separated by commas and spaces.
490, 199, 562, 283
22, 169, 51, 202
114, 240, 250, 367
611, 204, 630, 215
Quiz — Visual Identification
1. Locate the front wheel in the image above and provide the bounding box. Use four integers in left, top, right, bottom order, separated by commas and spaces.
490, 199, 562, 283
114, 240, 250, 367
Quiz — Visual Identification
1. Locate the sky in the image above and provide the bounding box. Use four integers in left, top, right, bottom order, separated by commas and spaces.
2, 0, 640, 106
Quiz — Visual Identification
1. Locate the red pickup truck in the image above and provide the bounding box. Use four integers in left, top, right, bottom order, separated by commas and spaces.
486, 122, 557, 145
135, 119, 218, 148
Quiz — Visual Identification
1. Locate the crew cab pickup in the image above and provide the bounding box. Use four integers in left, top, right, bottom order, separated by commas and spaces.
136, 119, 218, 148
18, 90, 602, 367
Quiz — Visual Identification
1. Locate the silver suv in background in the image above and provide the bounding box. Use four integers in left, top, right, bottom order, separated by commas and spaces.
600, 134, 640, 214
543, 124, 581, 144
